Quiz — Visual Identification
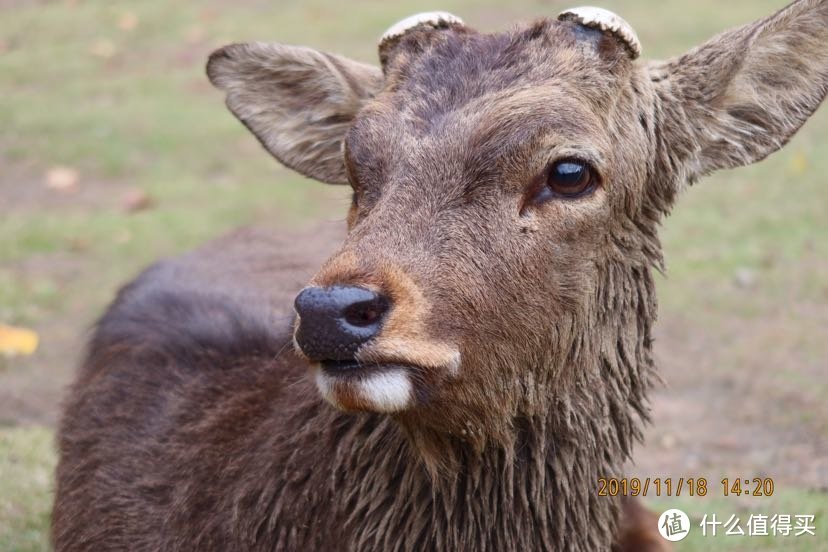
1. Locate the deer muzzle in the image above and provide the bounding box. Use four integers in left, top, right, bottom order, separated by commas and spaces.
292, 253, 461, 413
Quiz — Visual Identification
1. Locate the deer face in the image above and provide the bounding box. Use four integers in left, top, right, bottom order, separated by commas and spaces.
208, 4, 827, 441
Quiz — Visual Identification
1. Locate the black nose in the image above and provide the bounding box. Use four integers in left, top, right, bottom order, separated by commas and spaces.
294, 286, 390, 361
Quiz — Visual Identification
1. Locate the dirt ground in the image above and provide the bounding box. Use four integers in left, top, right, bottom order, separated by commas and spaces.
633, 297, 828, 491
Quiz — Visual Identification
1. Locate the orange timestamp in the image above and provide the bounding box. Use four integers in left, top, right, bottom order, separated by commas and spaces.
597, 477, 776, 497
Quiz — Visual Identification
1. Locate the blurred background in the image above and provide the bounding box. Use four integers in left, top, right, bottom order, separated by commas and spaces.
1, 0, 825, 549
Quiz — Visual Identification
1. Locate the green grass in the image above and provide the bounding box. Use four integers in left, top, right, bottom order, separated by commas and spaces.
1, 0, 826, 549
0, 428, 55, 552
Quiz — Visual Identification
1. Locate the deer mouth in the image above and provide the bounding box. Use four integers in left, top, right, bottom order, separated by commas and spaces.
312, 359, 417, 413
305, 341, 461, 413
320, 358, 370, 373
319, 358, 412, 375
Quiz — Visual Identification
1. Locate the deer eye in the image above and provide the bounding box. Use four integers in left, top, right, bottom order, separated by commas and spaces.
545, 159, 596, 198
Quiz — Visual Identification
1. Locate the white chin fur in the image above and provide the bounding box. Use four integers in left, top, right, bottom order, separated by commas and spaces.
357, 369, 413, 412
314, 369, 343, 410
315, 368, 413, 413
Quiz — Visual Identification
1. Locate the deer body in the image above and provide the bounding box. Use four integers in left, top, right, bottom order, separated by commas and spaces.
53, 227, 640, 551
53, 2, 827, 551
52, 227, 638, 551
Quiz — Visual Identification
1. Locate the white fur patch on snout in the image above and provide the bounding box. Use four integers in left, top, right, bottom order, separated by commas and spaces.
380, 12, 464, 45
356, 369, 413, 413
314, 369, 341, 409
558, 6, 641, 59
314, 367, 413, 413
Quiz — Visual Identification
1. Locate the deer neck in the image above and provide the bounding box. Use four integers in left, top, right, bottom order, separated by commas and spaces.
327, 258, 657, 549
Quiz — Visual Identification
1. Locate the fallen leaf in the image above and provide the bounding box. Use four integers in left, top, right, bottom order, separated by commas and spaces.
45, 166, 80, 193
113, 229, 133, 245
89, 39, 117, 59
789, 151, 808, 175
118, 12, 139, 32
184, 25, 206, 44
68, 237, 90, 252
0, 325, 39, 357
659, 433, 677, 449
122, 188, 155, 213
199, 8, 218, 22
733, 267, 757, 289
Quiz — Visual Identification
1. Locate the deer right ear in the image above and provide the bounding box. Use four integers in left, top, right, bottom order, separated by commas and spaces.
651, 0, 827, 185
207, 43, 383, 185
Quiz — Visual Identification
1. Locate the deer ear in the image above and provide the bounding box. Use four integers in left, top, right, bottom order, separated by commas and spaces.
651, 0, 827, 183
207, 43, 383, 184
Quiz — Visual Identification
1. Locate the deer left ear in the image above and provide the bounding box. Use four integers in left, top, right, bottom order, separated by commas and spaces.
207, 43, 383, 185
652, 0, 827, 183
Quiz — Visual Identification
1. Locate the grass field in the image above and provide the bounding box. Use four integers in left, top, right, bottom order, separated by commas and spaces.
1, 0, 826, 550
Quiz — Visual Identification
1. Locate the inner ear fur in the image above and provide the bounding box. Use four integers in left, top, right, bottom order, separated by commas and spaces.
650, 0, 827, 183
207, 42, 383, 184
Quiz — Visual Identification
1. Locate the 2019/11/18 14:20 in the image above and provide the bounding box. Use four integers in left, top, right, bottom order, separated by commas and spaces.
597, 477, 776, 497
597, 477, 708, 497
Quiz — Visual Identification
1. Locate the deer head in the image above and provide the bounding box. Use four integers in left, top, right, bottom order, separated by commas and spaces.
208, 1, 827, 466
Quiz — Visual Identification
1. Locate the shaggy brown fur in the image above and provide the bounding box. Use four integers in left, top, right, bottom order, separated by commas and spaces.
53, 2, 827, 551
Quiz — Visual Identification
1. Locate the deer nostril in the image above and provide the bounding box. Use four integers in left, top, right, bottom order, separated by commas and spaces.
342, 296, 390, 327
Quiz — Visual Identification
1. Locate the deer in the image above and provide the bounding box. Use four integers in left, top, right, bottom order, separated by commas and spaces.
51, 2, 827, 551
